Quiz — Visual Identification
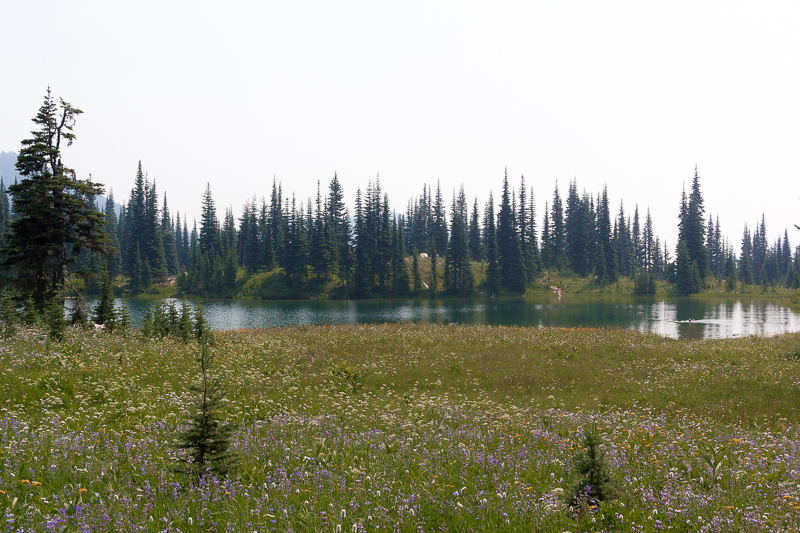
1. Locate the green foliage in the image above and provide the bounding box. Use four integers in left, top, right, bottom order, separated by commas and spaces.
497, 171, 527, 293
694, 442, 729, 489
791, 289, 800, 306
329, 363, 366, 393
178, 299, 194, 342
141, 306, 153, 337
411, 248, 422, 295
139, 299, 199, 342
194, 302, 211, 342
484, 193, 500, 295
176, 340, 236, 481
69, 296, 91, 328
1, 89, 110, 309
676, 239, 694, 295
115, 297, 132, 334
633, 269, 656, 295
0, 289, 17, 339
569, 421, 617, 508
21, 295, 38, 325
93, 265, 116, 329
428, 240, 438, 297
45, 300, 66, 341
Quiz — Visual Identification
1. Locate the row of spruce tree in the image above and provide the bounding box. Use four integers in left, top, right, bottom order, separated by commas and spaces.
1, 164, 796, 298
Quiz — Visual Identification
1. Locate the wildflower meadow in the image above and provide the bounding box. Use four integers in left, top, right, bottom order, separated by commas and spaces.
1, 323, 800, 531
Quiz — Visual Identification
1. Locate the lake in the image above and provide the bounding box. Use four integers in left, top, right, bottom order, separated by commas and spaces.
77, 295, 800, 340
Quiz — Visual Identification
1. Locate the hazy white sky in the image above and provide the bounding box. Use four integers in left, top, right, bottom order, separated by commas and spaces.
1, 1, 798, 250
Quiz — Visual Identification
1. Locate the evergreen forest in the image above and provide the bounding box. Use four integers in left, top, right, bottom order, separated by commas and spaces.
2, 159, 797, 301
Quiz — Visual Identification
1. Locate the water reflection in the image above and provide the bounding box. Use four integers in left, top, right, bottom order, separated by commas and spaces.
72, 296, 800, 340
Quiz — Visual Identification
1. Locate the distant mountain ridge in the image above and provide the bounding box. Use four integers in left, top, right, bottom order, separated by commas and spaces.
0, 151, 119, 214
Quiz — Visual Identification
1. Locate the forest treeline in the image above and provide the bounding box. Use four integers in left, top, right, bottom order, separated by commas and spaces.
3, 160, 796, 300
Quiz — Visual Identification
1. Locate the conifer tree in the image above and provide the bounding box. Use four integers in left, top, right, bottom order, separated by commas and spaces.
181, 216, 191, 269
468, 197, 484, 262
597, 186, 617, 282
240, 199, 260, 273
269, 180, 284, 268
643, 208, 655, 272
444, 186, 474, 297
676, 239, 694, 295
177, 340, 235, 481
680, 167, 709, 288
1, 89, 110, 308
220, 207, 236, 256
632, 206, 642, 269
613, 202, 634, 277
310, 181, 332, 281
0, 179, 10, 258
550, 182, 567, 270
200, 183, 219, 254
725, 252, 738, 291
484, 193, 500, 294
45, 298, 67, 341
431, 181, 448, 254
257, 198, 273, 271
521, 181, 541, 282
429, 239, 438, 298
565, 179, 591, 277
394, 218, 410, 296
130, 245, 143, 294
569, 422, 617, 507
175, 212, 186, 269
161, 193, 179, 276
411, 246, 422, 295
327, 173, 350, 281
104, 191, 122, 278
541, 201, 551, 269
740, 225, 754, 284
377, 195, 393, 293
124, 164, 146, 277
352, 189, 371, 298
497, 171, 526, 293
93, 265, 116, 328
595, 241, 607, 285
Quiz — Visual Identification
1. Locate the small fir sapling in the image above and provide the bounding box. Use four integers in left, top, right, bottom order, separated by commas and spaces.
178, 299, 193, 342
141, 306, 153, 337
45, 300, 66, 341
117, 297, 132, 334
93, 266, 116, 330
151, 301, 169, 337
167, 300, 179, 332
176, 339, 235, 481
22, 295, 38, 325
569, 421, 617, 508
193, 302, 210, 341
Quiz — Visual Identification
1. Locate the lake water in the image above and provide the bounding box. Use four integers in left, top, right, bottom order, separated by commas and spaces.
79, 296, 800, 340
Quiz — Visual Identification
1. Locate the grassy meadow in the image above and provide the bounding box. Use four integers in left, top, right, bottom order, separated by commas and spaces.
2, 323, 800, 531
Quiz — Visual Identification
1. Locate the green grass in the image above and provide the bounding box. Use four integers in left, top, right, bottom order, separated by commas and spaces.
2, 324, 800, 531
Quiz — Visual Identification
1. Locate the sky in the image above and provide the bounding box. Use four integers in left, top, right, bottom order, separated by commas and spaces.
1, 1, 799, 251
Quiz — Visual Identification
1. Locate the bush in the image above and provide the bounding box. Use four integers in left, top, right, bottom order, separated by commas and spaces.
791, 289, 800, 306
